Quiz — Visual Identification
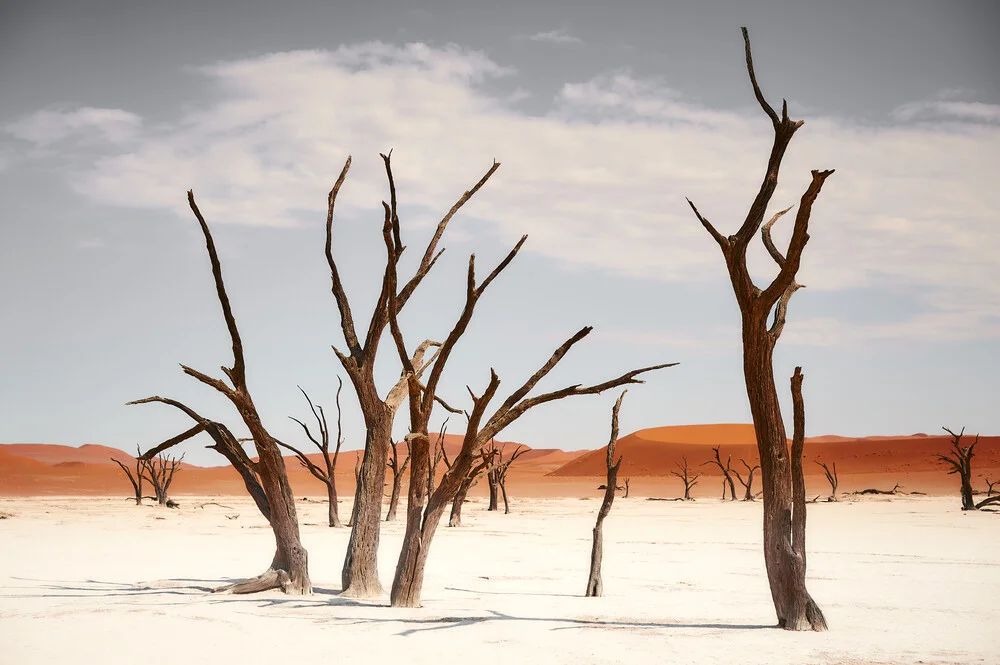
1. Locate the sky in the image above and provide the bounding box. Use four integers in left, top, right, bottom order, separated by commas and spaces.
1, 0, 998, 466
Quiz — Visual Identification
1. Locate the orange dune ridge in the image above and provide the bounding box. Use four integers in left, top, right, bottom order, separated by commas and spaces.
2, 425, 998, 498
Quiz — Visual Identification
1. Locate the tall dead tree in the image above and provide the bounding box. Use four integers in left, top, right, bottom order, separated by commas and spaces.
326, 156, 497, 598
142, 452, 184, 506
586, 391, 627, 597
112, 447, 145, 505
377, 153, 675, 606
816, 460, 838, 502
706, 446, 738, 501
129, 192, 312, 595
487, 441, 528, 514
276, 381, 345, 527
936, 427, 992, 511
671, 456, 701, 500
684, 28, 833, 630
733, 459, 760, 501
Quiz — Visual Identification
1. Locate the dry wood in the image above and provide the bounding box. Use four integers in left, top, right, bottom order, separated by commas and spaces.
111, 448, 145, 505
586, 391, 626, 597
816, 460, 838, 502
936, 427, 978, 510
140, 452, 184, 506
670, 456, 701, 500
733, 459, 760, 501
705, 446, 737, 501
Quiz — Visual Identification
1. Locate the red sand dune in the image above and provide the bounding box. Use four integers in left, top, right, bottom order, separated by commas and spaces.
2, 425, 998, 498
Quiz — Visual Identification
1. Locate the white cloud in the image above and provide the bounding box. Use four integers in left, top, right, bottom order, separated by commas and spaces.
6, 107, 141, 145
5, 42, 1000, 343
892, 99, 1000, 123
523, 29, 582, 45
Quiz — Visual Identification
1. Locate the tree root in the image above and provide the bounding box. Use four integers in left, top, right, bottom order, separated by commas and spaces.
213, 568, 291, 594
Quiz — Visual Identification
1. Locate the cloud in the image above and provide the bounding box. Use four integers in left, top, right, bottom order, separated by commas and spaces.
6, 107, 141, 145
892, 99, 1000, 123
4, 42, 999, 343
522, 29, 582, 45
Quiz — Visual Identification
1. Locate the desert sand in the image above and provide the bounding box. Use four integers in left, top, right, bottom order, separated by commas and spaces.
1, 494, 997, 665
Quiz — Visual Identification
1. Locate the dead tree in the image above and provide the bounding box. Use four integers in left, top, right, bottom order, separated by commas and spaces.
586, 391, 626, 597
111, 447, 145, 505
671, 456, 701, 500
936, 427, 981, 511
130, 192, 311, 595
447, 449, 494, 527
276, 380, 345, 527
486, 440, 528, 514
325, 156, 497, 598
684, 28, 833, 630
733, 459, 760, 501
376, 154, 675, 606
985, 478, 998, 497
428, 420, 448, 498
386, 440, 410, 522
705, 446, 738, 501
624, 478, 630, 498
141, 452, 184, 506
816, 460, 838, 502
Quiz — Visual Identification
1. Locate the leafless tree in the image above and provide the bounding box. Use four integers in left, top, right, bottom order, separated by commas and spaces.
141, 452, 185, 506
276, 381, 345, 527
487, 440, 528, 515
112, 446, 146, 505
375, 152, 675, 606
733, 459, 760, 501
671, 456, 701, 500
624, 478, 631, 498
815, 460, 838, 502
705, 446, 737, 501
936, 427, 1000, 510
386, 439, 410, 522
324, 155, 496, 598
684, 27, 833, 630
985, 478, 998, 497
586, 391, 626, 597
447, 449, 494, 527
428, 420, 449, 498
131, 192, 311, 595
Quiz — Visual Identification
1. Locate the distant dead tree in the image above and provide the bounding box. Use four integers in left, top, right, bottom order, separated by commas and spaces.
386, 439, 410, 522
325, 154, 495, 599
683, 27, 832, 630
111, 447, 145, 505
276, 381, 345, 527
586, 391, 627, 597
428, 421, 449, 498
130, 192, 311, 595
624, 478, 631, 498
141, 452, 184, 506
447, 449, 495, 527
487, 440, 528, 514
816, 460, 838, 502
985, 478, 998, 497
671, 456, 701, 500
937, 427, 1000, 510
375, 152, 675, 606
733, 459, 760, 501
705, 446, 737, 501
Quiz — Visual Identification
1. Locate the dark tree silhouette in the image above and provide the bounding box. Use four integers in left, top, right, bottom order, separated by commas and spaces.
684, 27, 833, 630
386, 440, 410, 522
447, 449, 494, 527
936, 427, 1000, 510
141, 452, 184, 506
586, 391, 627, 597
112, 446, 146, 505
733, 459, 760, 501
815, 460, 838, 502
486, 440, 528, 514
671, 456, 701, 500
276, 381, 345, 527
705, 446, 738, 501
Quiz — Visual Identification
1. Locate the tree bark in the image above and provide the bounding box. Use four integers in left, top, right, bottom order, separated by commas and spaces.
586, 392, 625, 597
487, 476, 499, 512
448, 484, 469, 527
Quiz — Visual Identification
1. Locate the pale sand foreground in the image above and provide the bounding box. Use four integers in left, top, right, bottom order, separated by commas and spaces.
1, 496, 997, 665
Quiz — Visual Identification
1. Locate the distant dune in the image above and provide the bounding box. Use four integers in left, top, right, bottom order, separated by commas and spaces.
2, 425, 998, 498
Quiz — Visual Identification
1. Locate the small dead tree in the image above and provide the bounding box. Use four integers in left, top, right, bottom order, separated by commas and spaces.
386, 439, 410, 522
624, 478, 630, 498
985, 478, 998, 497
705, 446, 738, 501
671, 456, 701, 500
276, 381, 345, 527
684, 28, 833, 629
487, 441, 528, 515
733, 459, 760, 501
586, 391, 626, 597
935, 427, 999, 510
111, 446, 146, 505
816, 460, 838, 502
141, 452, 185, 506
447, 449, 494, 527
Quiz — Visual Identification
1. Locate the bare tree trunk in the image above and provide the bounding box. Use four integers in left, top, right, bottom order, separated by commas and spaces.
387, 464, 404, 522
586, 392, 625, 597
500, 481, 510, 514
326, 481, 339, 528
487, 475, 499, 511
112, 456, 144, 505
449, 484, 469, 527
342, 406, 392, 596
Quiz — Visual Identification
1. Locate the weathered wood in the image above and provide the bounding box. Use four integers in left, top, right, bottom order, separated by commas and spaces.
686, 27, 832, 630
670, 456, 701, 500
733, 459, 760, 501
816, 460, 839, 501
937, 427, 978, 510
705, 446, 738, 501
586, 391, 626, 597
111, 450, 144, 505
